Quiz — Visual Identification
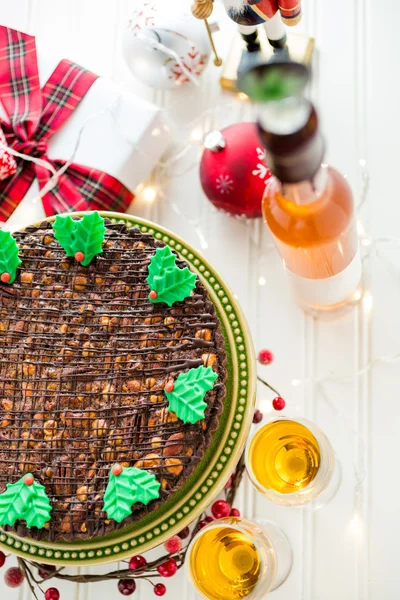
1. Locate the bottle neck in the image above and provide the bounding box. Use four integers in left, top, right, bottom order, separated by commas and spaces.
257, 102, 325, 184
278, 165, 329, 206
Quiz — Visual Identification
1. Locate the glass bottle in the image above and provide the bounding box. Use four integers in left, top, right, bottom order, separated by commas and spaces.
258, 97, 362, 315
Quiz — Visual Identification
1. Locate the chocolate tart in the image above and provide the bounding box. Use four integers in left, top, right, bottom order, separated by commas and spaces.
0, 219, 227, 542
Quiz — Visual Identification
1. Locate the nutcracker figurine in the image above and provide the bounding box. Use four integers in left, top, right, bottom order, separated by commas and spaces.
192, 0, 311, 93
222, 0, 301, 52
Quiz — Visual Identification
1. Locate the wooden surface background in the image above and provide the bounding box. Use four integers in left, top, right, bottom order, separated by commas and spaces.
0, 0, 398, 598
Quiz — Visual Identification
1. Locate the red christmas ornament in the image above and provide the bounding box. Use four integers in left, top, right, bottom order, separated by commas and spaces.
257, 349, 274, 365
157, 558, 177, 578
211, 500, 231, 519
164, 535, 182, 554
0, 552, 5, 568
154, 583, 167, 596
230, 508, 240, 517
200, 123, 272, 218
24, 474, 34, 486
149, 290, 158, 300
44, 588, 60, 600
4, 567, 24, 588
272, 396, 286, 411
0, 128, 17, 182
118, 580, 136, 595
129, 555, 147, 570
74, 251, 85, 262
1, 273, 11, 284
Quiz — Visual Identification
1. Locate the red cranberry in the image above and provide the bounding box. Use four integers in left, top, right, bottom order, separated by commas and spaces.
230, 508, 240, 517
177, 526, 190, 540
4, 567, 24, 588
272, 396, 286, 411
224, 474, 235, 489
129, 555, 147, 571
253, 409, 263, 424
39, 564, 56, 580
118, 579, 136, 595
164, 535, 182, 554
0, 552, 5, 568
44, 588, 60, 600
157, 558, 177, 578
197, 515, 213, 531
211, 500, 231, 519
257, 349, 274, 365
154, 583, 167, 596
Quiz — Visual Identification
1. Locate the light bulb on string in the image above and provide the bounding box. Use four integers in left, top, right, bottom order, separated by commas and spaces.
143, 186, 157, 203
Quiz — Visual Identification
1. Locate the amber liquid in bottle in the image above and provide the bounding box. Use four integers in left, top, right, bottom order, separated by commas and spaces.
248, 420, 321, 494
189, 526, 261, 600
262, 164, 361, 314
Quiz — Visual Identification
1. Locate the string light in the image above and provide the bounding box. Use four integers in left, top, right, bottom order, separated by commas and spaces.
190, 127, 204, 142
143, 186, 157, 203
258, 276, 266, 286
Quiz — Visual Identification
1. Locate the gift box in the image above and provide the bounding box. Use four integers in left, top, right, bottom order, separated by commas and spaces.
0, 27, 171, 232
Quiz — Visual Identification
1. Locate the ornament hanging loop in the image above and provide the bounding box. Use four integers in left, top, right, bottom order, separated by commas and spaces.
191, 0, 222, 67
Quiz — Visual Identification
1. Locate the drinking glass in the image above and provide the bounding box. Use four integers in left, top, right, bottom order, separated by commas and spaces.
246, 416, 341, 507
187, 516, 292, 599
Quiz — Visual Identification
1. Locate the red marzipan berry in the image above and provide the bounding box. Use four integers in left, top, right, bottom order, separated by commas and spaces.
177, 526, 190, 540
38, 565, 56, 580
112, 464, 123, 476
0, 552, 5, 568
24, 474, 34, 486
149, 290, 158, 300
0, 273, 11, 284
211, 500, 231, 519
129, 555, 147, 571
74, 251, 85, 262
230, 508, 240, 517
4, 567, 24, 588
44, 588, 60, 600
164, 381, 174, 393
272, 396, 286, 411
252, 409, 263, 424
257, 349, 274, 365
154, 583, 166, 596
118, 579, 136, 595
164, 535, 182, 554
157, 558, 177, 578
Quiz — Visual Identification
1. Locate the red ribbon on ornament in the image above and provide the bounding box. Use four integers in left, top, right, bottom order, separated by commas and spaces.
0, 26, 133, 222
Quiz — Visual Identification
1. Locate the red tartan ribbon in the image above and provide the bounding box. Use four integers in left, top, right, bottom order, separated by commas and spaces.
0, 27, 134, 222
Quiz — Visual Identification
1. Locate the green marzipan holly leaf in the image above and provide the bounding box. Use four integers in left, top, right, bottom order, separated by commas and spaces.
165, 366, 218, 424
0, 230, 22, 284
51, 212, 106, 266
71, 212, 106, 266
0, 475, 52, 529
146, 246, 197, 307
147, 246, 177, 281
103, 467, 160, 523
52, 215, 77, 257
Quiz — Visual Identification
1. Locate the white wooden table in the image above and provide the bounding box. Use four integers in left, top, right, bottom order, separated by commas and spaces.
0, 0, 398, 598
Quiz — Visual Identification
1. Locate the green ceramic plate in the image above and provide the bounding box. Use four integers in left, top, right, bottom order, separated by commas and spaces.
0, 212, 256, 566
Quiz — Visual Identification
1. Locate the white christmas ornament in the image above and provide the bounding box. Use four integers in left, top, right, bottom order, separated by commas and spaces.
123, 0, 211, 90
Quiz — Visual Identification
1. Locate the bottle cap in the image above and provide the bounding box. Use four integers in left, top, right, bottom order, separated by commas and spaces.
204, 131, 226, 152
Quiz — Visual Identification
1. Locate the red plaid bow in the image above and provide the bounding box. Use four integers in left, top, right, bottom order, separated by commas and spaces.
0, 27, 133, 222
